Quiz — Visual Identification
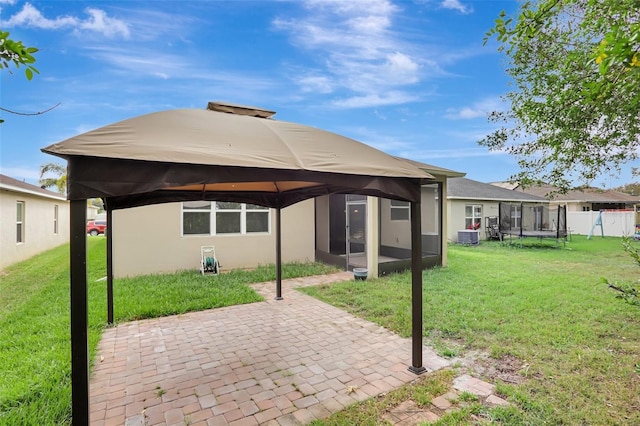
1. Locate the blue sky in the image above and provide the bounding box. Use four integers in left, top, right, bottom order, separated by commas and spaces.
1, 0, 636, 189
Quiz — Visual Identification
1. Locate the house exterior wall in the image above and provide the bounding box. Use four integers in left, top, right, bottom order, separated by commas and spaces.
0, 190, 69, 270
112, 200, 315, 277
379, 185, 441, 251
380, 198, 411, 250
447, 199, 500, 242
556, 201, 590, 212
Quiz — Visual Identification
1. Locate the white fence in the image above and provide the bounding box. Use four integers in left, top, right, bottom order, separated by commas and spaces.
567, 211, 637, 237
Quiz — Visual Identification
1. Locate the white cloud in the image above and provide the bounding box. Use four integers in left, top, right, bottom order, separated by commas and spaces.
78, 8, 130, 38
274, 0, 425, 108
297, 75, 335, 94
444, 97, 505, 120
306, 0, 399, 17
83, 45, 188, 78
399, 147, 501, 160
385, 51, 419, 83
341, 125, 413, 151
2, 3, 78, 29
1, 3, 129, 38
440, 0, 473, 15
0, 0, 17, 5
332, 91, 418, 108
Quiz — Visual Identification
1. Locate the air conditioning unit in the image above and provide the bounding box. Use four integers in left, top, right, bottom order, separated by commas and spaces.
458, 230, 479, 245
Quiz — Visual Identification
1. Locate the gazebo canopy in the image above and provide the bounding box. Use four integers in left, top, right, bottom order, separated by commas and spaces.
43, 102, 434, 209
42, 102, 431, 424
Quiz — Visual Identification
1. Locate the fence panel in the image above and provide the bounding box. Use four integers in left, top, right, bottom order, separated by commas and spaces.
567, 211, 636, 237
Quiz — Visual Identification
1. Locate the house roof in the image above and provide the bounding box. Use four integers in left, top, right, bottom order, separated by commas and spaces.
489, 181, 519, 190
511, 183, 640, 203
447, 177, 547, 202
0, 174, 66, 201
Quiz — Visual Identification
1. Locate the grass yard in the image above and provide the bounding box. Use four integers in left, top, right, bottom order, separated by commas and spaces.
0, 237, 337, 425
301, 235, 640, 425
2, 235, 638, 425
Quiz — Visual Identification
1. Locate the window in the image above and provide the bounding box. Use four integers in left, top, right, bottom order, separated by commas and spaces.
182, 201, 270, 235
510, 205, 522, 228
183, 201, 211, 235
16, 201, 24, 243
390, 200, 410, 221
54, 205, 59, 234
465, 204, 482, 229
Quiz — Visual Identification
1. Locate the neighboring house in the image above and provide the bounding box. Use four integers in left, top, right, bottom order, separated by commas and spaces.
493, 182, 640, 212
447, 177, 548, 242
87, 204, 100, 220
112, 163, 463, 278
0, 174, 70, 270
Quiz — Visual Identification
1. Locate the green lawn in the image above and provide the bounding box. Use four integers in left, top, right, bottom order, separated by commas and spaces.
301, 235, 640, 425
0, 238, 337, 425
2, 236, 638, 425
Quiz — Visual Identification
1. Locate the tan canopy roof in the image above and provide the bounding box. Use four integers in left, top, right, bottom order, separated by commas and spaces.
42, 106, 434, 209
45, 104, 435, 421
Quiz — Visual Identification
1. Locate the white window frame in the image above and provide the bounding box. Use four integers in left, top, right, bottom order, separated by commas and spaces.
510, 205, 522, 228
182, 201, 270, 236
54, 204, 59, 234
390, 200, 410, 221
17, 201, 25, 243
464, 204, 482, 229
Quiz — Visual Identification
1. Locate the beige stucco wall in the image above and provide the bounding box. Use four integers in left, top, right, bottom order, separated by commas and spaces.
563, 202, 589, 212
421, 185, 439, 234
380, 198, 411, 249
112, 200, 315, 277
447, 199, 500, 242
379, 183, 445, 263
0, 190, 70, 270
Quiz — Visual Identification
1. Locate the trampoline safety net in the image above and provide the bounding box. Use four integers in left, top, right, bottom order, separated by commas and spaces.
498, 203, 568, 238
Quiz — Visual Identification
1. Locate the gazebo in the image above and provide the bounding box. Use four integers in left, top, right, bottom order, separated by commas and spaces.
42, 102, 434, 424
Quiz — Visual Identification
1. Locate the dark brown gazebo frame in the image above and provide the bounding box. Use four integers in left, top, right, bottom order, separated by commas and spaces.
42, 103, 432, 424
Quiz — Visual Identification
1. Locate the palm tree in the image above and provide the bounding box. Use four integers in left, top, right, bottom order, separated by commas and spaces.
39, 162, 67, 194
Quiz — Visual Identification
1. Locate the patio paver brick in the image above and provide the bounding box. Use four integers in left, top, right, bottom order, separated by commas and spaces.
89, 272, 451, 425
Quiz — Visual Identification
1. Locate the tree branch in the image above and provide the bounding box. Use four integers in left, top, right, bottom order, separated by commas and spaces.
0, 102, 61, 117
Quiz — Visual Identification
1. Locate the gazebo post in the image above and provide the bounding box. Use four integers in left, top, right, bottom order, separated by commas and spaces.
70, 199, 90, 423
106, 205, 114, 324
409, 199, 426, 375
275, 207, 283, 300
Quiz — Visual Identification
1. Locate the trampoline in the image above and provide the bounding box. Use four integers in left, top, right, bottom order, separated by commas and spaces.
498, 202, 568, 246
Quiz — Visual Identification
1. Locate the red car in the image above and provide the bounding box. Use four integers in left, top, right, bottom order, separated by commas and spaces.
86, 220, 107, 236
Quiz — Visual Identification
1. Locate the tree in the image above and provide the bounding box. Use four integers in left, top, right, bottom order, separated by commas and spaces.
39, 162, 67, 194
0, 30, 50, 124
0, 30, 39, 80
481, 0, 640, 192
614, 182, 640, 196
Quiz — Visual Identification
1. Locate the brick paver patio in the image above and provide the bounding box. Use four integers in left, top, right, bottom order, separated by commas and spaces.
89, 272, 451, 425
